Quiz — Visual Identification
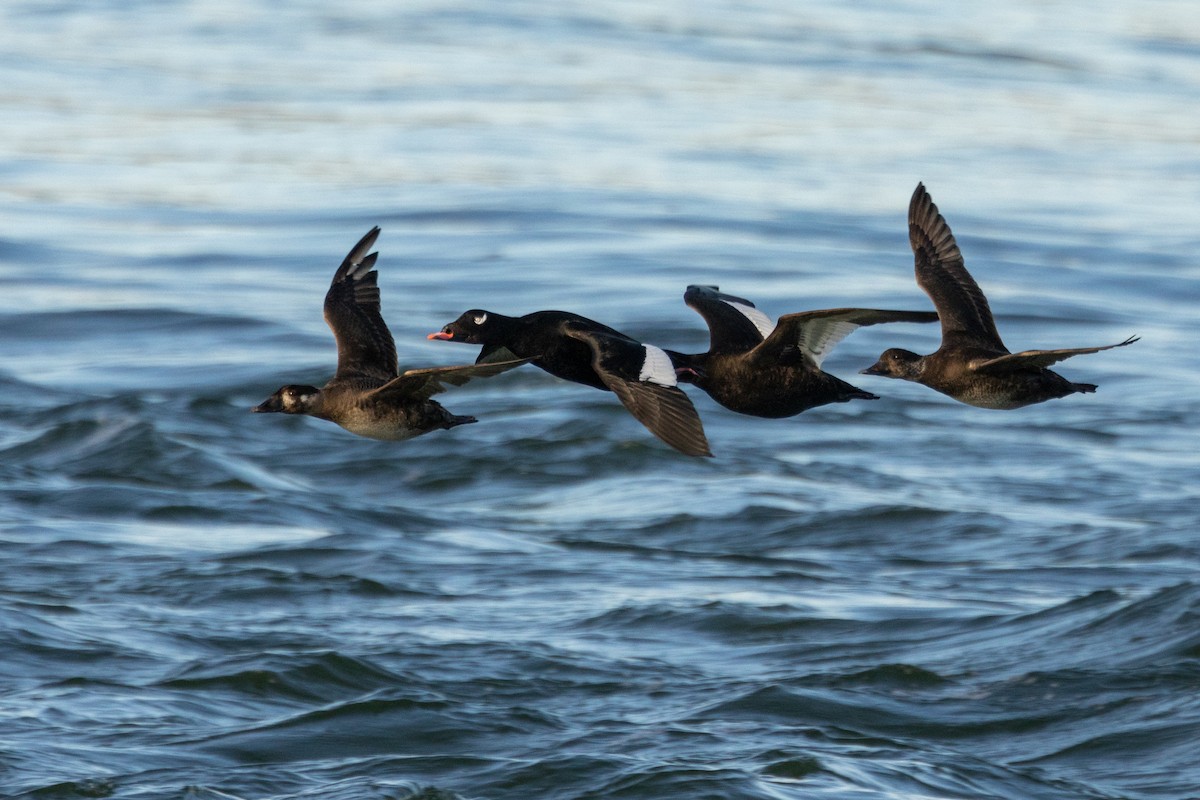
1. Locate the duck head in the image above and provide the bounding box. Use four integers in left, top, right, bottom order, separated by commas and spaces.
253, 384, 320, 414
861, 349, 923, 381
427, 310, 496, 344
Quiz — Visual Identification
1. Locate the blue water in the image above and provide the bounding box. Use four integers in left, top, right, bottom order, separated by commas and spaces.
3, 2, 1200, 798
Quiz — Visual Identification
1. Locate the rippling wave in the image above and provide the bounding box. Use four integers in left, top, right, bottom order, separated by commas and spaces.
4, 1, 1200, 799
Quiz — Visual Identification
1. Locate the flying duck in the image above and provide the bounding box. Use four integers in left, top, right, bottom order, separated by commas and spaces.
861, 183, 1138, 408
254, 228, 525, 439
429, 310, 712, 456
667, 285, 939, 418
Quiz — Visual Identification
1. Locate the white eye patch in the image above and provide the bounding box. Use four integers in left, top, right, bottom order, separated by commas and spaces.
473, 313, 488, 325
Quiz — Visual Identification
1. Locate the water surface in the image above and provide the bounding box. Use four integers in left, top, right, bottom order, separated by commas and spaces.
2, 2, 1199, 798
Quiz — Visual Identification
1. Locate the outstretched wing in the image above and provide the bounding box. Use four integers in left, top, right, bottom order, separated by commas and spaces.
909, 183, 1006, 350
605, 376, 713, 458
561, 324, 712, 457
755, 308, 940, 368
368, 358, 530, 403
324, 227, 398, 381
684, 285, 774, 354
971, 336, 1139, 373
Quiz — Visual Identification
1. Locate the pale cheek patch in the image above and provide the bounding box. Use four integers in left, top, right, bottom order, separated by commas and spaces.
729, 301, 775, 338
473, 313, 488, 325
286, 392, 315, 410
639, 345, 677, 387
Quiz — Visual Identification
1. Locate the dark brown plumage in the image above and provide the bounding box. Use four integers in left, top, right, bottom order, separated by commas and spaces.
253, 227, 525, 440
861, 183, 1138, 408
667, 285, 939, 418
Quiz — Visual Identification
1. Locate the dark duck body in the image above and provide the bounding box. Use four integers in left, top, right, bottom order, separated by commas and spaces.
669, 285, 939, 418
254, 227, 524, 440
431, 310, 622, 389
429, 309, 711, 456
861, 183, 1138, 409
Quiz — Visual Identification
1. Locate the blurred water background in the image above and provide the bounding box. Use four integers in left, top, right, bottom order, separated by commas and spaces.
2, 1, 1199, 798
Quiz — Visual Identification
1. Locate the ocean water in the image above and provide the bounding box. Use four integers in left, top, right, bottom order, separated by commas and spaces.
2, 1, 1200, 798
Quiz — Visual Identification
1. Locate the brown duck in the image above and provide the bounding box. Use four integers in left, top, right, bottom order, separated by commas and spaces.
668, 285, 939, 418
862, 183, 1138, 408
254, 227, 525, 439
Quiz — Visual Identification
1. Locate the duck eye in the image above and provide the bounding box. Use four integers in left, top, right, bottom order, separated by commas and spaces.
473, 313, 488, 325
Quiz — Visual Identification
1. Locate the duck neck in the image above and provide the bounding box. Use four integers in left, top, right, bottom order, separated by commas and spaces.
665, 349, 706, 386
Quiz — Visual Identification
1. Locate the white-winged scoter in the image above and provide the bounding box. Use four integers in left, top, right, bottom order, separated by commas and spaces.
254, 228, 525, 439
667, 285, 939, 418
428, 310, 712, 456
861, 183, 1138, 408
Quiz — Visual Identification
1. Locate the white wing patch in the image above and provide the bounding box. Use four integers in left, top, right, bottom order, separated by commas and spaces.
796, 319, 861, 367
638, 344, 678, 387
729, 301, 775, 339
